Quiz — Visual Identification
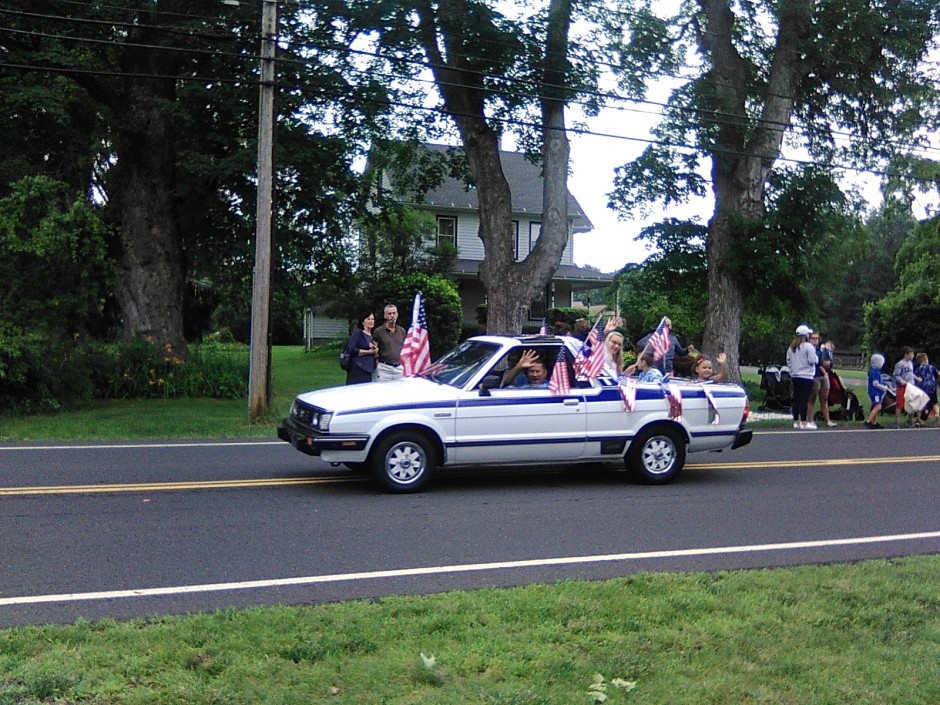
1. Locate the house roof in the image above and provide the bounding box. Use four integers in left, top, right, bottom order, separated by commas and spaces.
388, 143, 594, 233
452, 259, 612, 287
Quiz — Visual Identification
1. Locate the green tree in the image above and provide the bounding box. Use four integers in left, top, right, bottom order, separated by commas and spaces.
607, 0, 939, 378
0, 1, 393, 350
366, 0, 594, 334
865, 216, 940, 360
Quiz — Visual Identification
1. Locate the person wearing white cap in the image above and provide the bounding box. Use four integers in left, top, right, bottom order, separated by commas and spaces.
786, 324, 819, 430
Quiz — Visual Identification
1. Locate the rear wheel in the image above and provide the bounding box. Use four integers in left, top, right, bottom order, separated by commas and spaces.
625, 426, 685, 484
370, 431, 436, 493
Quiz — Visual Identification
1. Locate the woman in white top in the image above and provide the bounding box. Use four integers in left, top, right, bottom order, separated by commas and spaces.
786, 324, 819, 430
603, 330, 625, 377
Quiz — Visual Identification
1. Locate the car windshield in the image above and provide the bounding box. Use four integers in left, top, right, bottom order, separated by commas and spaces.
417, 340, 502, 388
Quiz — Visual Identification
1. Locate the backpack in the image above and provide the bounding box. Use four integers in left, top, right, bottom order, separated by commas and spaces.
339, 350, 351, 371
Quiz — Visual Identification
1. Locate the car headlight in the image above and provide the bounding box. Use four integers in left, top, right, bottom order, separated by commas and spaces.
290, 401, 332, 432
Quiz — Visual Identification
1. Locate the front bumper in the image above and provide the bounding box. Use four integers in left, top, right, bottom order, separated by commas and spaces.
278, 417, 370, 457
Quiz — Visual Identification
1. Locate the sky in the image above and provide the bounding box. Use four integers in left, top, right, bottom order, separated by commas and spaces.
565, 106, 940, 274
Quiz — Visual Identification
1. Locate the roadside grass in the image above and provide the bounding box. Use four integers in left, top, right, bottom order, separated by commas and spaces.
2, 557, 938, 704
0, 346, 338, 441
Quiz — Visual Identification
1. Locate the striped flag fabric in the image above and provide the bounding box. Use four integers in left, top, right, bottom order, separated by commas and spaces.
548, 347, 571, 395
401, 292, 431, 377
647, 316, 672, 362
574, 314, 606, 379
617, 374, 637, 412
539, 318, 550, 335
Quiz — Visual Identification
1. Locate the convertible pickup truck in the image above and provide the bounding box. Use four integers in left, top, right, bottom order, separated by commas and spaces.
279, 335, 752, 492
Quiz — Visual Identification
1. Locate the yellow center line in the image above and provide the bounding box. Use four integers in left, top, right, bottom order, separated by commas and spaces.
0, 476, 358, 496
686, 455, 940, 470
2, 455, 938, 496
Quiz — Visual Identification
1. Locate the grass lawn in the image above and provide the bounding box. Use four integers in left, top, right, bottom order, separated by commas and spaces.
2, 347, 934, 703
2, 559, 938, 704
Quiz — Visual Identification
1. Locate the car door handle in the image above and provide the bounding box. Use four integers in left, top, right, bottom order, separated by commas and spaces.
563, 398, 580, 406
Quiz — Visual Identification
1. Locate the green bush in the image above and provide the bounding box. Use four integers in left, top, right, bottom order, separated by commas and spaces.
0, 333, 248, 413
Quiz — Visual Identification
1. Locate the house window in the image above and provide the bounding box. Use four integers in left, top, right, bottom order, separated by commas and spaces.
437, 216, 456, 248
512, 220, 520, 260
529, 283, 552, 320
528, 221, 541, 254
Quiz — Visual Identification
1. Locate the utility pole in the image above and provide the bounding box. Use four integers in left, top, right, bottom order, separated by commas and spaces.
248, 0, 277, 418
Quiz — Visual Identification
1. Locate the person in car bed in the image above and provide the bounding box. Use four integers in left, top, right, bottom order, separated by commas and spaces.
691, 353, 728, 383
624, 352, 664, 384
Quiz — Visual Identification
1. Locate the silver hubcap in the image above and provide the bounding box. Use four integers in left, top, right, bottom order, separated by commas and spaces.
641, 437, 676, 476
385, 442, 426, 484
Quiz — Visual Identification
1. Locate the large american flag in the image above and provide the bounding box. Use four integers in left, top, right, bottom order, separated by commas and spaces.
574, 314, 606, 379
401, 292, 431, 377
548, 347, 571, 395
647, 316, 672, 362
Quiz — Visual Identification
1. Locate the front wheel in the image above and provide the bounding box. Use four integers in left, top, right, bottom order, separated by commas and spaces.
625, 426, 686, 484
370, 431, 436, 493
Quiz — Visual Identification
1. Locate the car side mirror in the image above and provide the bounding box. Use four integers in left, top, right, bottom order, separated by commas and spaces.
479, 374, 501, 396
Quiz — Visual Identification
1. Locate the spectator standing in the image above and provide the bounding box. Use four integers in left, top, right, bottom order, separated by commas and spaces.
786, 324, 818, 430
913, 352, 939, 424
807, 332, 836, 428
637, 317, 687, 375
344, 311, 378, 385
373, 303, 406, 382
892, 346, 918, 428
864, 354, 888, 429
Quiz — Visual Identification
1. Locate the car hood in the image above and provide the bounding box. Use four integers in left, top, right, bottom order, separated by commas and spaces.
295, 378, 462, 412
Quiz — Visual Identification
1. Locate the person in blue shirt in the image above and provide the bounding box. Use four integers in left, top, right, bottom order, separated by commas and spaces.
913, 352, 939, 423
864, 353, 888, 429
502, 348, 551, 388
625, 352, 665, 384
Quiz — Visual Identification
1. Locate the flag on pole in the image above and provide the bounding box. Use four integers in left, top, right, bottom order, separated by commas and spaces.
539, 318, 550, 336
401, 292, 431, 377
647, 316, 672, 362
701, 384, 721, 424
574, 314, 606, 379
548, 347, 571, 395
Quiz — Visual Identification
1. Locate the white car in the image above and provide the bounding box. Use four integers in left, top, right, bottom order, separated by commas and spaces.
278, 335, 752, 492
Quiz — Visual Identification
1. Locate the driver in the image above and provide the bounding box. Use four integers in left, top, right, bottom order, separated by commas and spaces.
501, 349, 550, 389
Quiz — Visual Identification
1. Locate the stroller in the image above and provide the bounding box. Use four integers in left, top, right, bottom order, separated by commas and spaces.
822, 369, 864, 421
758, 365, 792, 411
874, 373, 899, 417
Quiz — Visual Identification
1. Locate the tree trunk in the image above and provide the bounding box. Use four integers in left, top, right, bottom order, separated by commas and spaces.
418, 0, 573, 335
110, 85, 188, 355
698, 0, 812, 379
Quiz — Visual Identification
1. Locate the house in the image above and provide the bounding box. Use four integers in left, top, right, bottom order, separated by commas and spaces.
305, 143, 613, 348
374, 143, 612, 326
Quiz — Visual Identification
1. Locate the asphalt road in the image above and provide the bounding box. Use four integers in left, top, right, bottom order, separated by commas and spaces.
1, 427, 938, 627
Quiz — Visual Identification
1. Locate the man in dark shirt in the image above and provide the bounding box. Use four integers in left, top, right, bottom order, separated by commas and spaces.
373, 303, 406, 381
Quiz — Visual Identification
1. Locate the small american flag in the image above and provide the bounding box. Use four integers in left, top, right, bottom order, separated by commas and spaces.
539, 318, 550, 336
574, 314, 606, 379
661, 379, 683, 420
617, 373, 637, 412
548, 347, 571, 395
648, 316, 672, 362
401, 292, 431, 377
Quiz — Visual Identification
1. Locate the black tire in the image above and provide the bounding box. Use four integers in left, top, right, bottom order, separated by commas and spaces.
370, 431, 436, 493
625, 426, 686, 484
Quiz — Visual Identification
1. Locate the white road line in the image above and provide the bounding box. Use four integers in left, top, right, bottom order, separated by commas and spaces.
3, 531, 938, 607
0, 441, 281, 451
